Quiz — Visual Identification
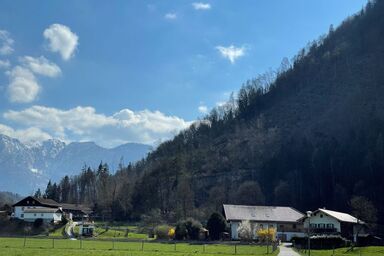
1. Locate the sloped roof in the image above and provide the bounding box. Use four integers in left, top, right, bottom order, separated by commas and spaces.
223, 204, 304, 223
317, 208, 364, 224
12, 196, 60, 208
61, 203, 92, 214
24, 208, 62, 213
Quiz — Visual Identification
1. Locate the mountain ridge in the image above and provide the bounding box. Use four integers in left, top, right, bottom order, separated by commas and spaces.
0, 134, 151, 194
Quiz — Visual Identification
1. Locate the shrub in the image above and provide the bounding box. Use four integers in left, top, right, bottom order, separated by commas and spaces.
257, 227, 276, 242
206, 212, 227, 240
175, 221, 187, 240
168, 228, 175, 239
155, 225, 172, 240
237, 220, 253, 241
175, 218, 202, 240
185, 218, 202, 240
292, 235, 350, 249
33, 218, 44, 228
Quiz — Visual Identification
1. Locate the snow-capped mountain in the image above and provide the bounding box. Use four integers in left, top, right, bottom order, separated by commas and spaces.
0, 134, 151, 195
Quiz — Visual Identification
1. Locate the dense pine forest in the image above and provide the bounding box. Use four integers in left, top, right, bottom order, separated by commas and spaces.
41, 0, 384, 235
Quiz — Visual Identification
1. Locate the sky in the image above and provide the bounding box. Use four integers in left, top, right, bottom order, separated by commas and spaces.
0, 0, 367, 148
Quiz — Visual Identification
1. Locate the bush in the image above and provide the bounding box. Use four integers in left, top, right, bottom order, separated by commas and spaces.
33, 218, 44, 228
206, 212, 227, 240
257, 227, 276, 242
237, 220, 253, 241
292, 235, 350, 249
154, 225, 172, 240
168, 228, 175, 239
185, 218, 202, 240
175, 218, 202, 240
175, 221, 188, 240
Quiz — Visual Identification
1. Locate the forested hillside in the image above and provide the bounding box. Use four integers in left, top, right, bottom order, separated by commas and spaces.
48, 1, 384, 234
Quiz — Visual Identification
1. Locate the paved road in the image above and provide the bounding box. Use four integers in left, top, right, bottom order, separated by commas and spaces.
278, 243, 301, 256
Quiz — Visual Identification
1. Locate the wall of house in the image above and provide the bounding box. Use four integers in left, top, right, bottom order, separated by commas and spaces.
23, 212, 62, 223
14, 206, 49, 219
230, 221, 305, 241
303, 212, 341, 232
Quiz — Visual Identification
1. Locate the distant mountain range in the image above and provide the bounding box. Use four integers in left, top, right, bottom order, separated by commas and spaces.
0, 134, 152, 195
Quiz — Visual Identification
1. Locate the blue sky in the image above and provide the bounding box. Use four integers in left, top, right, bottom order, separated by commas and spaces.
0, 0, 367, 147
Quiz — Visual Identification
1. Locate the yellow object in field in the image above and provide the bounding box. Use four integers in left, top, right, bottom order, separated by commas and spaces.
168, 228, 175, 239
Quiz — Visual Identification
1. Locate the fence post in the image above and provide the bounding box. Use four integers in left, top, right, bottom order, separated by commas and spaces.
203, 244, 205, 253
174, 242, 176, 251
52, 238, 54, 248
112, 240, 115, 250
23, 236, 26, 247
80, 238, 82, 249
333, 246, 335, 256
141, 240, 144, 251
235, 244, 237, 254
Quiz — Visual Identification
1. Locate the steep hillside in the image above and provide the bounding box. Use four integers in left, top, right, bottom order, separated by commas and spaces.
128, 1, 384, 225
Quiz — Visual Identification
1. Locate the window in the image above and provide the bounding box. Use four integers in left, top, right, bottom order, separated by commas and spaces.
41, 214, 44, 217
320, 214, 323, 218
20, 214, 24, 218
26, 201, 29, 204
293, 224, 297, 229
34, 213, 37, 217
279, 225, 284, 228
22, 207, 25, 211
326, 224, 334, 228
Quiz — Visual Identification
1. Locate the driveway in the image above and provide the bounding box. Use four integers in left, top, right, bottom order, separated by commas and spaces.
278, 243, 301, 256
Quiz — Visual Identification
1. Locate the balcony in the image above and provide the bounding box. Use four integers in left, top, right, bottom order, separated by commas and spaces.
310, 228, 338, 234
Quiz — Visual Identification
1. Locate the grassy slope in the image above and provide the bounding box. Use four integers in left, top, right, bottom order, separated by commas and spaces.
0, 237, 278, 256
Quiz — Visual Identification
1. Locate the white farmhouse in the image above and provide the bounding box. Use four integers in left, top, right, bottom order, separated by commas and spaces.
12, 196, 62, 223
223, 204, 305, 241
302, 208, 366, 242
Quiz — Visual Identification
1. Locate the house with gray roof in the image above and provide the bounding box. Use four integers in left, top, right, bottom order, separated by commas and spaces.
223, 204, 305, 241
302, 208, 367, 242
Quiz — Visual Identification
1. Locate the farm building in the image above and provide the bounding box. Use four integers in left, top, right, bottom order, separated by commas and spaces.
223, 204, 305, 241
12, 196, 92, 223
12, 196, 62, 223
61, 203, 92, 221
302, 208, 367, 242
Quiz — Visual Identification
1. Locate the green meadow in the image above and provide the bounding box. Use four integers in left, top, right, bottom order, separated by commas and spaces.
0, 237, 279, 256
297, 246, 384, 256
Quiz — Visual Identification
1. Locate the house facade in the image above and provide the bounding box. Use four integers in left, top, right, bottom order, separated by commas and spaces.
223, 204, 305, 241
12, 196, 62, 223
303, 208, 366, 242
12, 196, 92, 223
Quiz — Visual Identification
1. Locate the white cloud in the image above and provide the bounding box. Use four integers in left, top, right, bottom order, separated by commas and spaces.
0, 123, 52, 143
7, 66, 40, 103
20, 56, 61, 77
4, 105, 193, 147
165, 13, 177, 20
192, 2, 211, 10
216, 45, 245, 64
0, 59, 10, 69
0, 30, 14, 55
43, 24, 78, 60
198, 105, 208, 114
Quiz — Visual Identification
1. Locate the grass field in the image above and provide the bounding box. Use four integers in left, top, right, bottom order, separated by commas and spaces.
297, 246, 384, 256
0, 237, 279, 256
